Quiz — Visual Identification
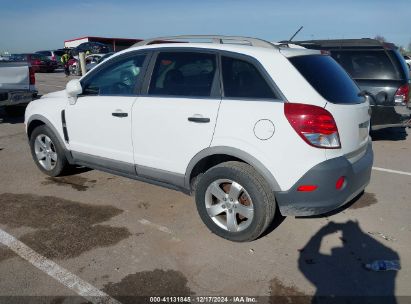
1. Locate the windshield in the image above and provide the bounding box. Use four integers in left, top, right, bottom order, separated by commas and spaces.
289, 55, 364, 104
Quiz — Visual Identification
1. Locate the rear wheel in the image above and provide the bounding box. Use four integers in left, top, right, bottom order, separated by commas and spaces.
29, 125, 70, 176
195, 161, 276, 242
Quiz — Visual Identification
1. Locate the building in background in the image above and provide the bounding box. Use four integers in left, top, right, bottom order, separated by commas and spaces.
64, 36, 142, 51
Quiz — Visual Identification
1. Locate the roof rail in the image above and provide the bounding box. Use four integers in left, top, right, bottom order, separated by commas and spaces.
132, 35, 278, 49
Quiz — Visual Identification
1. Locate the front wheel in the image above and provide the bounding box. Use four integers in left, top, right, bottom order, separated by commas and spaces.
195, 161, 276, 242
29, 125, 70, 176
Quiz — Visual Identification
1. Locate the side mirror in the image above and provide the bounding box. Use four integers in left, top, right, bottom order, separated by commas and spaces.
375, 91, 388, 104
66, 79, 82, 104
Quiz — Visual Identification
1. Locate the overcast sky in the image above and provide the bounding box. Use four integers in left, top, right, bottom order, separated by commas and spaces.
0, 0, 410, 53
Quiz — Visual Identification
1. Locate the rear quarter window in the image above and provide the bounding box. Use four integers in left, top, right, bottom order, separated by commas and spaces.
289, 55, 364, 104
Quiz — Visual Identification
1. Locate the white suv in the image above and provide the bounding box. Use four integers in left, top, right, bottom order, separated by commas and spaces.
25, 36, 373, 242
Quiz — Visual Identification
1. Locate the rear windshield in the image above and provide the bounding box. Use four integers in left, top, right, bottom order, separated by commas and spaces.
36, 51, 51, 56
289, 55, 364, 104
330, 50, 403, 80
32, 54, 48, 60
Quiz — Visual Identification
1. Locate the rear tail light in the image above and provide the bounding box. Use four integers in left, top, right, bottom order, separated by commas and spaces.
29, 67, 35, 85
51, 55, 56, 61
394, 84, 410, 105
285, 103, 341, 149
33, 59, 41, 65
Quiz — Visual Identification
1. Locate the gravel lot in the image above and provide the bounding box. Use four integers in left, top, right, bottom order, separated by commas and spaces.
0, 71, 410, 303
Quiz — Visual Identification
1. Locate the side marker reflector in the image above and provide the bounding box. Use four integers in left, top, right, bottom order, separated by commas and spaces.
297, 185, 318, 192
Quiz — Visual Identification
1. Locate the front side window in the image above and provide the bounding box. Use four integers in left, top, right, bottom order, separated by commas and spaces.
149, 52, 217, 97
82, 54, 146, 96
221, 56, 276, 99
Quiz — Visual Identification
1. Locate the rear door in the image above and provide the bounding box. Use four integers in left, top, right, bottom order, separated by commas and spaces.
289, 55, 371, 159
131, 50, 221, 175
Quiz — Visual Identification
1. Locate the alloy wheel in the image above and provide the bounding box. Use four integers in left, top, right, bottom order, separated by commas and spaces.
205, 179, 254, 232
34, 134, 58, 171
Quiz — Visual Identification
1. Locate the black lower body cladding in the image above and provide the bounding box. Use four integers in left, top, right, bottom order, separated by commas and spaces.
371, 104, 411, 130
276, 144, 373, 216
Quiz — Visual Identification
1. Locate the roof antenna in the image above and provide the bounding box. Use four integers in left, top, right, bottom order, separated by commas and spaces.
289, 26, 304, 42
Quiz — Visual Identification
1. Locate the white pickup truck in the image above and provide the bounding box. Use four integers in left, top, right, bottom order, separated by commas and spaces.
0, 61, 37, 112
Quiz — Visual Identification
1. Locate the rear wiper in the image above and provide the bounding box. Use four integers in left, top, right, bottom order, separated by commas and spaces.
358, 90, 372, 97
358, 90, 376, 105
359, 90, 389, 105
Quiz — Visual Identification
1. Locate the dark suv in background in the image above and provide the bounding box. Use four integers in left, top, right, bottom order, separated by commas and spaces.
35, 50, 66, 67
71, 42, 111, 56
293, 39, 411, 130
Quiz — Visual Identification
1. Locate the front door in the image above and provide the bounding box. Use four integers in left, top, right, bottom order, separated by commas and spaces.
65, 52, 148, 173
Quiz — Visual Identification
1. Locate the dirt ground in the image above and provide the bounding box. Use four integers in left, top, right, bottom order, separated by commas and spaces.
0, 72, 410, 303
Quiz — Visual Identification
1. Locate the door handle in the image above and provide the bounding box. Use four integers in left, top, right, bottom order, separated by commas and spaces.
112, 111, 128, 118
188, 116, 210, 123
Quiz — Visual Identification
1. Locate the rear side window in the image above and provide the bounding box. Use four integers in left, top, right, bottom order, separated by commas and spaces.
290, 55, 364, 104
221, 56, 276, 99
331, 50, 401, 80
149, 52, 217, 97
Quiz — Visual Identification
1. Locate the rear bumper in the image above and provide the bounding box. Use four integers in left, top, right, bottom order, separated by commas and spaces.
0, 90, 36, 107
276, 144, 373, 216
371, 104, 411, 130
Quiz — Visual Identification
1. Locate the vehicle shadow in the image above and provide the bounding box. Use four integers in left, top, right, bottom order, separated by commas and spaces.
0, 106, 26, 124
260, 207, 286, 238
62, 165, 93, 176
295, 190, 366, 219
299, 220, 399, 303
371, 127, 408, 141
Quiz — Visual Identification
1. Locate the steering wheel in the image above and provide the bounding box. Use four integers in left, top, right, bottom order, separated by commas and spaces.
113, 82, 131, 94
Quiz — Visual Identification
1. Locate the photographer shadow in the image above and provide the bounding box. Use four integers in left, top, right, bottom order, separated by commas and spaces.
298, 221, 399, 304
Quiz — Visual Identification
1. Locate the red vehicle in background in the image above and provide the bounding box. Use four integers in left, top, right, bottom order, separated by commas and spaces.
10, 53, 58, 73
36, 50, 66, 68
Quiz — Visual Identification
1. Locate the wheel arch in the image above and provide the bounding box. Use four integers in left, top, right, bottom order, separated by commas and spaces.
185, 146, 281, 193
26, 114, 74, 163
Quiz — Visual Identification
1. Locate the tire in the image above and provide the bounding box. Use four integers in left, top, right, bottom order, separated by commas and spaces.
195, 161, 276, 242
29, 125, 70, 177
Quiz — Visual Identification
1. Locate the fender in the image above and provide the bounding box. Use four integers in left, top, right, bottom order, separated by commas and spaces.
27, 114, 74, 164
184, 146, 281, 192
